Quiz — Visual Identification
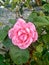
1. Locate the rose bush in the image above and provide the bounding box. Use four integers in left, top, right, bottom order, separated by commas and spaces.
0, 1, 49, 65
8, 18, 38, 49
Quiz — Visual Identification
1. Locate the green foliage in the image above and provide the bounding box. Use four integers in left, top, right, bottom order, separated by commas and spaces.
42, 50, 49, 65
24, 0, 31, 8
3, 37, 12, 48
43, 3, 49, 12
0, 54, 10, 65
42, 33, 49, 46
12, 0, 22, 3
27, 11, 49, 35
9, 19, 16, 25
0, 25, 10, 41
28, 12, 49, 27
0, 54, 5, 65
9, 45, 29, 65
27, 9, 49, 65
36, 44, 43, 53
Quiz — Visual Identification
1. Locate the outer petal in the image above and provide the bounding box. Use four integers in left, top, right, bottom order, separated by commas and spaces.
27, 22, 36, 31
27, 22, 38, 42
17, 18, 25, 24
12, 36, 17, 45
33, 31, 38, 42
12, 36, 22, 46
14, 18, 26, 28
18, 38, 33, 49
8, 28, 14, 39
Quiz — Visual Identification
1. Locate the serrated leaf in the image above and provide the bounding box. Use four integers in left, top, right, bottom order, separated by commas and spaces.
28, 15, 49, 27
43, 4, 49, 12
9, 45, 29, 65
0, 26, 10, 41
0, 30, 7, 41
3, 37, 12, 48
9, 19, 16, 24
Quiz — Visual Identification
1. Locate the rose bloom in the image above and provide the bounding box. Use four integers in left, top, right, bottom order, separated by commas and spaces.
8, 18, 38, 49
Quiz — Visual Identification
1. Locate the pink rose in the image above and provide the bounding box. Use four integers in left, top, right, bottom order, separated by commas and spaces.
8, 18, 38, 49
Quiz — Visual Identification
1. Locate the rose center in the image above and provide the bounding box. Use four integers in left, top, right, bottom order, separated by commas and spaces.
19, 33, 27, 42
17, 29, 29, 42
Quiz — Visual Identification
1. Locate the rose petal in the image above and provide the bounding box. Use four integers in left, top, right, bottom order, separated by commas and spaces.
27, 22, 36, 31
8, 28, 14, 39
14, 18, 26, 28
18, 38, 32, 49
12, 36, 22, 46
33, 31, 38, 42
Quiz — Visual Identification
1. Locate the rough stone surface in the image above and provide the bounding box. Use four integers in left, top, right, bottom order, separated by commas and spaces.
0, 8, 16, 27
22, 9, 32, 19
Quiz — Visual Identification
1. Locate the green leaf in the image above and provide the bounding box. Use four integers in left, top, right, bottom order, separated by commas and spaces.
0, 54, 10, 65
3, 37, 12, 48
12, 0, 20, 3
33, 52, 42, 58
30, 60, 36, 65
42, 50, 49, 65
9, 45, 30, 65
28, 12, 49, 34
28, 12, 37, 22
43, 51, 49, 60
43, 4, 49, 12
42, 33, 49, 45
0, 26, 10, 41
9, 19, 16, 24
11, 3, 16, 9
0, 30, 7, 41
0, 54, 5, 65
36, 44, 43, 53
0, 54, 4, 61
28, 16, 49, 27
46, 16, 49, 21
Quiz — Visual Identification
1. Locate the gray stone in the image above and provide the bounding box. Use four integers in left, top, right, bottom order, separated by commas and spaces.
0, 8, 16, 25
22, 9, 32, 19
